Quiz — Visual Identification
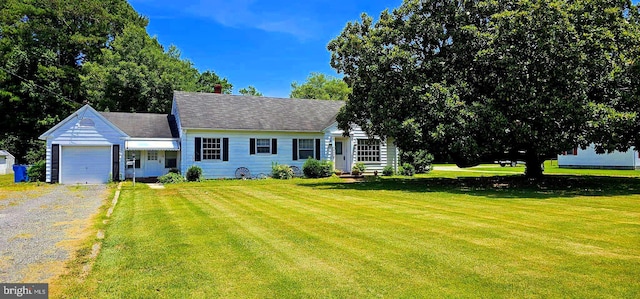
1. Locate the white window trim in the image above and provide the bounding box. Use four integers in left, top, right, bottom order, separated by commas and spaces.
202, 138, 222, 160
256, 138, 271, 154
298, 139, 315, 160
356, 139, 381, 163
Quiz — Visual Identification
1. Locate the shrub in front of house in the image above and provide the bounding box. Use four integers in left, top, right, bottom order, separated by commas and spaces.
382, 165, 394, 176
158, 172, 185, 184
27, 160, 46, 182
398, 163, 415, 176
303, 158, 333, 178
400, 149, 434, 173
186, 165, 203, 182
271, 163, 294, 179
168, 168, 180, 174
351, 162, 366, 175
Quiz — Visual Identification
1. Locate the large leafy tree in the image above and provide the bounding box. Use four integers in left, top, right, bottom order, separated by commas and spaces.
82, 25, 202, 113
196, 70, 232, 94
0, 0, 146, 161
329, 0, 640, 177
290, 72, 351, 101
0, 1, 233, 161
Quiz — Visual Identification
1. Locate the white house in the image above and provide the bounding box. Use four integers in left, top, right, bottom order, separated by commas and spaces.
0, 150, 15, 175
39, 91, 398, 183
39, 106, 179, 184
557, 145, 640, 169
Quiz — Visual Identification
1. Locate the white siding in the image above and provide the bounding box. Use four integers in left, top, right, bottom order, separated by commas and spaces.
43, 107, 126, 182
557, 144, 636, 169
323, 122, 398, 174
0, 154, 15, 175
182, 130, 325, 178
636, 150, 640, 169
386, 138, 399, 171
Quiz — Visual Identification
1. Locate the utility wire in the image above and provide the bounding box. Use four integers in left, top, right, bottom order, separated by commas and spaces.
0, 64, 81, 108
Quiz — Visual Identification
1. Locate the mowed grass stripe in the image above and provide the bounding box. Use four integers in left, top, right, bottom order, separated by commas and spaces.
214, 183, 636, 298
178, 185, 366, 297
57, 179, 640, 298
156, 186, 295, 298
175, 185, 340, 298
178, 183, 612, 298
192, 188, 458, 298
180, 184, 451, 297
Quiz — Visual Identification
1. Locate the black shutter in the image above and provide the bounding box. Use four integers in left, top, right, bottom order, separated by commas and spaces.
315, 139, 321, 160
292, 139, 298, 160
195, 137, 201, 161
272, 139, 277, 155
250, 138, 256, 155
51, 144, 59, 183
223, 138, 229, 161
112, 145, 120, 182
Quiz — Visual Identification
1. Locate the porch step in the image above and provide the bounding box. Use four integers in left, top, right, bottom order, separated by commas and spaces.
128, 177, 158, 183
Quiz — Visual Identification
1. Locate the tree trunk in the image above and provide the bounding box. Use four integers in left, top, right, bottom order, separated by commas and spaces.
524, 150, 544, 179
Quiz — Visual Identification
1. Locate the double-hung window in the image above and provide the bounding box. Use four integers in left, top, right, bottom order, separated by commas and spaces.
250, 138, 277, 155
202, 138, 221, 160
256, 139, 271, 154
165, 151, 178, 168
356, 139, 380, 162
298, 139, 315, 160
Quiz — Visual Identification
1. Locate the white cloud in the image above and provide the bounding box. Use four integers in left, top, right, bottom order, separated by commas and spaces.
185, 0, 316, 39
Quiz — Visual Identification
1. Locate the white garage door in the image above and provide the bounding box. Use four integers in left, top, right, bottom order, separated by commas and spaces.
61, 146, 111, 184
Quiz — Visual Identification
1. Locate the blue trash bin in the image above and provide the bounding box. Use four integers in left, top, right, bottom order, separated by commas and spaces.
13, 165, 28, 183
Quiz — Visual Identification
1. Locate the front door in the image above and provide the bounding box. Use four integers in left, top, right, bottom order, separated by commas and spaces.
334, 138, 348, 173
144, 150, 164, 177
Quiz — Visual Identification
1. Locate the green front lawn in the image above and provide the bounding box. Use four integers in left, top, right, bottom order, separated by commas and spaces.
56, 175, 640, 298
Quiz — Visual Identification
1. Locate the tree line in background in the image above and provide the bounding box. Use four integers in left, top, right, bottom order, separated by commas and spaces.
0, 0, 233, 162
0, 0, 350, 163
329, 0, 640, 177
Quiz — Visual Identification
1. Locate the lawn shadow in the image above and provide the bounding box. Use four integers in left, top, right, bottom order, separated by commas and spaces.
299, 175, 640, 199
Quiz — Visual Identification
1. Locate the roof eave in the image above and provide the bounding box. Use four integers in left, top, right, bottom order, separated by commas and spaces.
181, 127, 325, 133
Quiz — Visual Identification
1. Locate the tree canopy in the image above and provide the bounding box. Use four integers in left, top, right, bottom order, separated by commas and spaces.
0, 0, 231, 161
328, 0, 640, 177
239, 85, 263, 96
290, 72, 351, 101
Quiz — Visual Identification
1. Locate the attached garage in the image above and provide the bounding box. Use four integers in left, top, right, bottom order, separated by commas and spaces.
40, 105, 178, 183
60, 146, 112, 184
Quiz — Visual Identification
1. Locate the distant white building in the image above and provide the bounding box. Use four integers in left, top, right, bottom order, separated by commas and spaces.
0, 150, 15, 175
557, 145, 640, 170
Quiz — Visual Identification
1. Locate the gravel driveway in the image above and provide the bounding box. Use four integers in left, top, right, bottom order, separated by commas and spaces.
0, 184, 107, 283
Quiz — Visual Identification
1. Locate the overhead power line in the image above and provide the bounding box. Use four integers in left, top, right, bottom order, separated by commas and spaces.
0, 64, 81, 108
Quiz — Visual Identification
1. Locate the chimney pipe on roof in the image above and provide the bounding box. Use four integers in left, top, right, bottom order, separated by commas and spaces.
214, 84, 222, 94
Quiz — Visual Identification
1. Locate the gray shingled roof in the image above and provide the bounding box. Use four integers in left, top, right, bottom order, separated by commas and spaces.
100, 112, 178, 138
174, 91, 345, 132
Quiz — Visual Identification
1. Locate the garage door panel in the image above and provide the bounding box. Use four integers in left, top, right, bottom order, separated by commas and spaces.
61, 146, 111, 184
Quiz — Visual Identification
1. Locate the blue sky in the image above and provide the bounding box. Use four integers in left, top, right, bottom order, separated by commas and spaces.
129, 0, 402, 98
